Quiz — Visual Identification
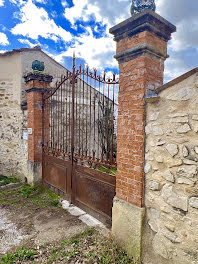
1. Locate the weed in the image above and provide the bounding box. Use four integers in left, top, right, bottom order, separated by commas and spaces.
0, 247, 36, 264
18, 185, 42, 198
0, 175, 19, 187
0, 184, 60, 209
98, 167, 117, 176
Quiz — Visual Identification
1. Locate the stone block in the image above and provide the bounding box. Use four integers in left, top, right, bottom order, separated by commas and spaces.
61, 200, 70, 209
162, 229, 181, 243
170, 116, 189, 123
166, 87, 197, 101
156, 140, 166, 146
176, 124, 191, 133
152, 126, 164, 136
27, 161, 42, 184
168, 196, 188, 212
161, 184, 188, 212
183, 159, 197, 165
189, 197, 198, 209
182, 146, 189, 157
149, 112, 159, 121
177, 177, 195, 186
177, 165, 197, 178
67, 206, 86, 216
166, 144, 178, 157
112, 198, 145, 262
79, 214, 102, 227
167, 158, 182, 168
164, 223, 175, 232
144, 163, 151, 173
149, 181, 161, 191
163, 170, 175, 183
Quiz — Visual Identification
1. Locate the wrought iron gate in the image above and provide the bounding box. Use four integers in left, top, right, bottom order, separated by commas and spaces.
42, 56, 118, 225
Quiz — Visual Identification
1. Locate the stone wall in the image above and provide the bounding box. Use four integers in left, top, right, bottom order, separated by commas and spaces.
0, 79, 28, 180
0, 49, 71, 183
143, 72, 198, 264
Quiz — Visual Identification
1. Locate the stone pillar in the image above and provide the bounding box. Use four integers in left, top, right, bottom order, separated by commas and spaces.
109, 9, 176, 261
24, 72, 53, 184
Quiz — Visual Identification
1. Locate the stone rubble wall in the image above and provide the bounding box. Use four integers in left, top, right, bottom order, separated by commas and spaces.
0, 79, 28, 180
143, 73, 198, 264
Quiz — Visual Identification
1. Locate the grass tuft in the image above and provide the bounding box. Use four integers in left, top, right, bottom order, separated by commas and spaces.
0, 247, 36, 264
0, 175, 19, 187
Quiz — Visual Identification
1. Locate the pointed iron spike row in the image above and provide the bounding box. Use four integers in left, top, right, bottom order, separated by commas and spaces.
113, 74, 116, 82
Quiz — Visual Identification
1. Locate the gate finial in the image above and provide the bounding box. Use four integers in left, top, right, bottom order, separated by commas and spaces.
131, 0, 156, 16
73, 51, 76, 70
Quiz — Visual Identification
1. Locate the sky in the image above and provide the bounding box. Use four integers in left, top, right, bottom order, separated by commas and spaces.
0, 0, 198, 83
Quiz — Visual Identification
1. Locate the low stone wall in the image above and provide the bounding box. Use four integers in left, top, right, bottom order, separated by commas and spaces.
143, 73, 198, 264
0, 79, 28, 181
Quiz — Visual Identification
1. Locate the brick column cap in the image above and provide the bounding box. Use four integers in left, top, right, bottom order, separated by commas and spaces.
109, 9, 176, 42
24, 72, 53, 84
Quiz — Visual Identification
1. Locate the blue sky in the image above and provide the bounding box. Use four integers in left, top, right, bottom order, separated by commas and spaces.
0, 0, 198, 83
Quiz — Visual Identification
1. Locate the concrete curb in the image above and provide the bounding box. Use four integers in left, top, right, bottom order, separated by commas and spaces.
60, 199, 104, 227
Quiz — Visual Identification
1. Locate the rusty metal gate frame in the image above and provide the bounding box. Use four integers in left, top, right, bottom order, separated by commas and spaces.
42, 55, 118, 225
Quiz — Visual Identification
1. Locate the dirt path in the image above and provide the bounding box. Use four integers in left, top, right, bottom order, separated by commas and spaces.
0, 205, 87, 255
0, 185, 134, 264
0, 208, 26, 254
0, 185, 88, 256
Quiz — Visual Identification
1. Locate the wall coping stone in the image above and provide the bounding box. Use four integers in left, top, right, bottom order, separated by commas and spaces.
114, 43, 168, 63
109, 9, 176, 42
24, 72, 53, 84
155, 67, 198, 94
25, 87, 50, 94
144, 94, 160, 103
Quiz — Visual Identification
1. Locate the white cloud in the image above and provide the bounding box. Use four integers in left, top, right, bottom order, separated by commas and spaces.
8, 0, 198, 83
18, 38, 38, 48
0, 0, 4, 6
164, 57, 189, 82
61, 0, 68, 8
55, 27, 116, 70
0, 32, 9, 45
11, 0, 72, 42
61, 0, 129, 70
34, 0, 46, 3
64, 0, 129, 27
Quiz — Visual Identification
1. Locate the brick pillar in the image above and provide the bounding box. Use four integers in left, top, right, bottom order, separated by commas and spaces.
24, 72, 53, 184
110, 9, 176, 261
